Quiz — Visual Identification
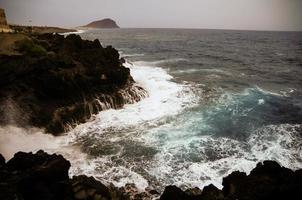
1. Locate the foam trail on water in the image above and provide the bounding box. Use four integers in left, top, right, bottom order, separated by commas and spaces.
133, 58, 188, 66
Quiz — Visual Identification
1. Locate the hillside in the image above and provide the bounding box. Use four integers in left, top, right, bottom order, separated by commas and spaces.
83, 18, 119, 28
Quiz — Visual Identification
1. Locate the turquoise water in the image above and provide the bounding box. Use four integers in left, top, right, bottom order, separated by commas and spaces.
62, 29, 302, 191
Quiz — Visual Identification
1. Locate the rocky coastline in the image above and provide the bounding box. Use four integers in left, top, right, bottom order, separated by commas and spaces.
9, 25, 77, 34
0, 150, 301, 200
0, 32, 147, 134
0, 32, 301, 200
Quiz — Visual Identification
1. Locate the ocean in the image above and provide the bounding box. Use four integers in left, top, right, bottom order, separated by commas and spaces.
2, 28, 302, 191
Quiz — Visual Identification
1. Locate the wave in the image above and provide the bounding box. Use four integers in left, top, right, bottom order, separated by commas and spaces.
68, 61, 198, 134
56, 60, 199, 190
133, 58, 188, 66
142, 121, 302, 190
1, 56, 301, 192
120, 53, 145, 57
60, 29, 87, 36
171, 68, 232, 76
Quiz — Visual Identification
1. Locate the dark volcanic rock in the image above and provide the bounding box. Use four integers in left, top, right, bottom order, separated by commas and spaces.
0, 151, 71, 200
222, 160, 302, 200
0, 151, 154, 200
160, 185, 195, 200
71, 175, 111, 200
0, 33, 147, 134
83, 18, 120, 29
0, 151, 302, 200
160, 161, 302, 200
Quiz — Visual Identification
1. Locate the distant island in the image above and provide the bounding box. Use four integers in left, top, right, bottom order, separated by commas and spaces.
82, 18, 119, 29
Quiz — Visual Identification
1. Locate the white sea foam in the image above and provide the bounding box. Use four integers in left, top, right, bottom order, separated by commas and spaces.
0, 57, 301, 193
172, 68, 232, 76
120, 53, 145, 57
133, 58, 188, 66
69, 61, 198, 138
60, 29, 86, 36
61, 60, 199, 190
143, 123, 302, 190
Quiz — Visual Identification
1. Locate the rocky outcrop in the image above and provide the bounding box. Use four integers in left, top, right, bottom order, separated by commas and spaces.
83, 18, 120, 29
0, 33, 147, 134
160, 161, 302, 200
0, 151, 71, 200
0, 151, 157, 200
1, 151, 301, 200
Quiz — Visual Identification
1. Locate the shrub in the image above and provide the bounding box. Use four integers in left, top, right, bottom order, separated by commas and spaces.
15, 39, 47, 57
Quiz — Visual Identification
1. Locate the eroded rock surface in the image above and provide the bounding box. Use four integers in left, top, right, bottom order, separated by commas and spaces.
160, 161, 302, 200
1, 151, 301, 200
0, 33, 147, 134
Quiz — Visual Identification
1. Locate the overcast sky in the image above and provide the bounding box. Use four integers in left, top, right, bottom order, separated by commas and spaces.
0, 0, 301, 31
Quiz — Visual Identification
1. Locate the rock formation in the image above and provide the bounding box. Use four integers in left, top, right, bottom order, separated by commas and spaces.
0, 8, 12, 32
0, 151, 158, 200
83, 18, 120, 29
0, 33, 147, 134
160, 161, 302, 200
0, 151, 301, 200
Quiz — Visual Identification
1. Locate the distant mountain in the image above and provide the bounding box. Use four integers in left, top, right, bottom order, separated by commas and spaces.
83, 18, 119, 29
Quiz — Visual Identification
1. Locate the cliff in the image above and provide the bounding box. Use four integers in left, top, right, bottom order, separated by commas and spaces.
83, 18, 120, 29
0, 33, 147, 134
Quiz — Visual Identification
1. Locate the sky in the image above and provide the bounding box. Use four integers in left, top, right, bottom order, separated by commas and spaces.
0, 0, 302, 31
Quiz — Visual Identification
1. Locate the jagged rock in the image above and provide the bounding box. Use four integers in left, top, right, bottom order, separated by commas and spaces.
185, 187, 202, 196
5, 150, 70, 183
199, 184, 223, 200
0, 151, 154, 200
160, 161, 302, 200
0, 33, 147, 134
160, 185, 194, 200
1, 150, 301, 200
71, 175, 111, 200
222, 160, 302, 200
0, 150, 71, 200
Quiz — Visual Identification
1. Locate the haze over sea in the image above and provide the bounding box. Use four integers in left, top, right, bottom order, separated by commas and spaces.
2, 28, 302, 191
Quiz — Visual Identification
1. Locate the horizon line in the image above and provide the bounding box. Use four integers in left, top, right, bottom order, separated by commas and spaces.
8, 23, 302, 33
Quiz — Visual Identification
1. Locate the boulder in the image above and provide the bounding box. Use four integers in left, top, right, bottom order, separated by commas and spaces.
71, 175, 111, 200
160, 185, 194, 200
0, 150, 71, 200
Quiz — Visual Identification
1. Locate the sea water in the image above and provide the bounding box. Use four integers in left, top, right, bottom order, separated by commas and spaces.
1, 28, 302, 191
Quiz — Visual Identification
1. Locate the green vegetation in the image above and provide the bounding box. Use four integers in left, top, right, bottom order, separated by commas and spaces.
15, 38, 47, 56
